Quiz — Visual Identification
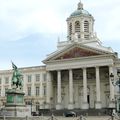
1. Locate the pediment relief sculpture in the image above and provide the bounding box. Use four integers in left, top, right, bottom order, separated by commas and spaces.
55, 47, 100, 60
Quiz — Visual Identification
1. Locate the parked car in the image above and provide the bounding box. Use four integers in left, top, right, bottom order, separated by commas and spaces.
31, 111, 42, 116
31, 112, 39, 116
64, 111, 76, 117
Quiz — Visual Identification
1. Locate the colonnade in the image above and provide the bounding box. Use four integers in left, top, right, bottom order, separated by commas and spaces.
45, 66, 115, 109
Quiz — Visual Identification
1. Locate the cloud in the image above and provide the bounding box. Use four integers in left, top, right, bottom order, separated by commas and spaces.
0, 0, 66, 41
0, 0, 119, 42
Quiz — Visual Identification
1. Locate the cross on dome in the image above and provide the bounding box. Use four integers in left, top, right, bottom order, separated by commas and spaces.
78, 0, 83, 10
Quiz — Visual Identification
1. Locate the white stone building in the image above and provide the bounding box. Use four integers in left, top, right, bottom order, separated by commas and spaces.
0, 1, 120, 112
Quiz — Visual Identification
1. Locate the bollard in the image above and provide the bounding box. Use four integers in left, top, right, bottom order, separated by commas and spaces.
26, 115, 28, 120
3, 115, 5, 120
51, 114, 54, 120
41, 113, 43, 120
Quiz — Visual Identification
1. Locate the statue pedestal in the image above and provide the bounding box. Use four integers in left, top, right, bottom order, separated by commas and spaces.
5, 89, 31, 117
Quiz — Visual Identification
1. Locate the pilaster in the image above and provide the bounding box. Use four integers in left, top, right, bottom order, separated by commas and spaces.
45, 71, 51, 109
81, 19, 84, 39
31, 75, 35, 96
40, 72, 44, 109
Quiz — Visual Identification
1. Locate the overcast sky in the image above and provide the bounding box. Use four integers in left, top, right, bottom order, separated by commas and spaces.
0, 0, 120, 70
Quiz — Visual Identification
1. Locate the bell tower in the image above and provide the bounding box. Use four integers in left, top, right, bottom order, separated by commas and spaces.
57, 1, 104, 50
66, 1, 94, 42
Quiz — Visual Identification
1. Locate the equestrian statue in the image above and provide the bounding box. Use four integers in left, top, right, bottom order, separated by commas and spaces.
11, 62, 23, 89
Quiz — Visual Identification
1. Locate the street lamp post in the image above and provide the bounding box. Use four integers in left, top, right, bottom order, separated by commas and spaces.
31, 101, 32, 115
110, 69, 120, 115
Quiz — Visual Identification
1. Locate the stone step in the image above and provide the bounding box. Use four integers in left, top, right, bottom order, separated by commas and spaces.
39, 108, 109, 116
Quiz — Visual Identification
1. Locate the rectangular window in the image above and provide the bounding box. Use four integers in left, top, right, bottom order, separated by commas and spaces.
43, 73, 46, 81
27, 87, 31, 96
27, 75, 32, 82
5, 77, 9, 84
5, 88, 8, 95
0, 78, 1, 84
43, 86, 46, 96
0, 89, 1, 96
36, 103, 39, 111
36, 74, 40, 82
36, 87, 39, 96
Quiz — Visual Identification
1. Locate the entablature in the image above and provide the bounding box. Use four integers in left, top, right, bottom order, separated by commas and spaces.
46, 55, 114, 71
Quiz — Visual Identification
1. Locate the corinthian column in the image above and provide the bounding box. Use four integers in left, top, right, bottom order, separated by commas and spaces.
56, 70, 62, 109
109, 66, 115, 108
82, 68, 89, 109
68, 69, 74, 109
95, 66, 101, 109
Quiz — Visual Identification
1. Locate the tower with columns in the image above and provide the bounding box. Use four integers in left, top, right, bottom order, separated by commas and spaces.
67, 1, 94, 42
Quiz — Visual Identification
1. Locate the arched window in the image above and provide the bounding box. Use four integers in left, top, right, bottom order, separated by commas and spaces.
84, 20, 89, 39
69, 23, 72, 35
84, 21, 89, 32
75, 21, 80, 33
69, 23, 72, 40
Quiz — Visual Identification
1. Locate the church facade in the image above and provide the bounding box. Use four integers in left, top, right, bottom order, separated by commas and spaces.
0, 2, 120, 112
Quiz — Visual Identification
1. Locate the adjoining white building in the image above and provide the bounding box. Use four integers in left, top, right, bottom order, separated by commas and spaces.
0, 1, 120, 112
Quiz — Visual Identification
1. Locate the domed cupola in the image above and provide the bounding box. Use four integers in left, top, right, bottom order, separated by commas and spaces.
70, 2, 91, 17
66, 1, 95, 42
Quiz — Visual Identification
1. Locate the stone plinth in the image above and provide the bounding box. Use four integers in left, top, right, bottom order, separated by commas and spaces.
5, 89, 31, 117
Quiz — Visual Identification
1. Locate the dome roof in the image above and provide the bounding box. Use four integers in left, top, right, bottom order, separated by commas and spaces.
69, 1, 92, 18
70, 9, 91, 17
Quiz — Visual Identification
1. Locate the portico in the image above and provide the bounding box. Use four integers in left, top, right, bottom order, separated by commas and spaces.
43, 45, 115, 110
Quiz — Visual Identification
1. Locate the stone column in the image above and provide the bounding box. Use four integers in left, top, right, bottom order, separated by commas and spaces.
72, 22, 75, 41
75, 85, 79, 108
89, 21, 93, 37
56, 70, 62, 109
82, 68, 89, 109
95, 66, 102, 109
68, 69, 74, 109
109, 66, 115, 108
81, 19, 84, 39
45, 71, 51, 109
67, 22, 71, 41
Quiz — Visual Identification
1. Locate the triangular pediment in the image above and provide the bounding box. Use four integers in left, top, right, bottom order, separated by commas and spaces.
55, 47, 101, 60
43, 43, 111, 63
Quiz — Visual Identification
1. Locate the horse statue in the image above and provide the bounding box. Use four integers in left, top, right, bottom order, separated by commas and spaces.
11, 62, 23, 89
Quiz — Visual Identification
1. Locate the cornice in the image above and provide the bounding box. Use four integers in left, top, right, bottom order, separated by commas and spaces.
45, 53, 115, 64
0, 65, 46, 75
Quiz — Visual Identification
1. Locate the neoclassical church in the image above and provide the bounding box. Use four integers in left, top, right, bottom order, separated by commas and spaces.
0, 2, 119, 112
